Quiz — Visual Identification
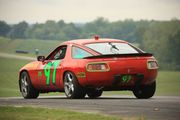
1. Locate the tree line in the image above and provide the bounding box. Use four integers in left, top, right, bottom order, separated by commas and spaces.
0, 17, 180, 70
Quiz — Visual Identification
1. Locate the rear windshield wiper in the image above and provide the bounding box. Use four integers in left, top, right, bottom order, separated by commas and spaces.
108, 42, 119, 51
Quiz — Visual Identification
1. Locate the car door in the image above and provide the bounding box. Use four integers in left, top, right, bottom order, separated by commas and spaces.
37, 45, 67, 90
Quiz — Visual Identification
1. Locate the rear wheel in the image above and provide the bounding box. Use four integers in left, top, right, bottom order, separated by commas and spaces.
64, 72, 86, 99
19, 71, 39, 99
87, 89, 103, 98
133, 81, 156, 99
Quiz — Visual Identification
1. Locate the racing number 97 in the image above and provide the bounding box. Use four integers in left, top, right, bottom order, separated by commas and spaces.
44, 60, 61, 85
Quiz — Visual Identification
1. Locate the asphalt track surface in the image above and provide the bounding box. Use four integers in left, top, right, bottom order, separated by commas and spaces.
0, 95, 180, 120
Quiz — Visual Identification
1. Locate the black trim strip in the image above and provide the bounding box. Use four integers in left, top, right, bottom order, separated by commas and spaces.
84, 53, 153, 59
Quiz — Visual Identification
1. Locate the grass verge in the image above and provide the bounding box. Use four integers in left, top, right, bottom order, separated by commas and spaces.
0, 106, 129, 120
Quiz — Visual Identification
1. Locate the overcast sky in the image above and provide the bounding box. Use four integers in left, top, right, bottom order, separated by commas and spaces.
0, 0, 180, 24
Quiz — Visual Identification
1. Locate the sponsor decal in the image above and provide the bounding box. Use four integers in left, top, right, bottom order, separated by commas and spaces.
77, 72, 86, 78
38, 71, 42, 77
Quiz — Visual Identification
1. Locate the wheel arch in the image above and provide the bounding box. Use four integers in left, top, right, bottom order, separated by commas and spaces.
62, 70, 82, 86
62, 70, 86, 99
19, 69, 39, 99
63, 70, 76, 82
19, 69, 28, 92
19, 69, 32, 92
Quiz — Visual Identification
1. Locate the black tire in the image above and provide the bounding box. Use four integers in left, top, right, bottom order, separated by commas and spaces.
87, 89, 103, 98
64, 71, 86, 99
19, 71, 39, 99
133, 81, 156, 99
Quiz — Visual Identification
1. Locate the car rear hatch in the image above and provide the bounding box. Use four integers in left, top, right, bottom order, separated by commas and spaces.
84, 53, 158, 87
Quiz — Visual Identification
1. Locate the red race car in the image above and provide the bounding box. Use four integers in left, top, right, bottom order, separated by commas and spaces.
19, 36, 158, 99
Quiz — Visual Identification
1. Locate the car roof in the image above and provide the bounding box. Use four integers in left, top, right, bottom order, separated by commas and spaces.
62, 38, 128, 45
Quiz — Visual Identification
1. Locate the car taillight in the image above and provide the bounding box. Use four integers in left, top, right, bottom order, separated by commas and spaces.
147, 60, 158, 69
86, 62, 110, 72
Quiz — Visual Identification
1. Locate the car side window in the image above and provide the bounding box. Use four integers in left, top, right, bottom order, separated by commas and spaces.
46, 46, 67, 60
54, 47, 67, 60
72, 46, 92, 59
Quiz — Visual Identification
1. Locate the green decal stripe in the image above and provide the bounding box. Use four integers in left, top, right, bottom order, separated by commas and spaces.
44, 60, 61, 85
44, 62, 52, 85
52, 60, 61, 84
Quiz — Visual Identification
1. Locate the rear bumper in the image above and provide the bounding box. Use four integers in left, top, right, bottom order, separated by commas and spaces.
83, 70, 157, 88
113, 74, 144, 86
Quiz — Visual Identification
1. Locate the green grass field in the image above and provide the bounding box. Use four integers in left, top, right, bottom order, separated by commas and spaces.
156, 71, 180, 96
0, 37, 64, 56
0, 56, 180, 97
0, 106, 130, 120
0, 57, 30, 97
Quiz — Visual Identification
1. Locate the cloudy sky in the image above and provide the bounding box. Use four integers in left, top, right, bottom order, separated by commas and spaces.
0, 0, 180, 23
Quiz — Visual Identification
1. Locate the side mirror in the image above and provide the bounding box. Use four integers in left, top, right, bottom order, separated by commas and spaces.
37, 56, 45, 62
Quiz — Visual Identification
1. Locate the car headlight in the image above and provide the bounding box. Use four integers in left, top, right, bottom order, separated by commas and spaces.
86, 62, 110, 72
147, 60, 158, 69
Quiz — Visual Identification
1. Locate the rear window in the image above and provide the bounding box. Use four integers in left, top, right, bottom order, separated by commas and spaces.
85, 42, 139, 55
72, 46, 92, 59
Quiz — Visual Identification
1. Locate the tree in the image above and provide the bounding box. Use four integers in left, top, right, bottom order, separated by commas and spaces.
0, 21, 10, 37
82, 17, 109, 38
8, 21, 28, 39
142, 20, 180, 70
